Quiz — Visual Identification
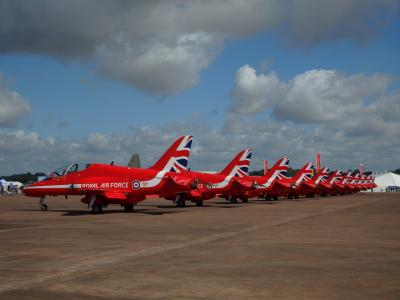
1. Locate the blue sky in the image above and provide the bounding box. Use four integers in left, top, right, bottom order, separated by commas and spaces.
0, 1, 399, 174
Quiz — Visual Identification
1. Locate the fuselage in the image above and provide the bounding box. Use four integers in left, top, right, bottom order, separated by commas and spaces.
24, 163, 195, 202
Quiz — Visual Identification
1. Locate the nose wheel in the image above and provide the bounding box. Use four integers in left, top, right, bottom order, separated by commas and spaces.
39, 197, 47, 211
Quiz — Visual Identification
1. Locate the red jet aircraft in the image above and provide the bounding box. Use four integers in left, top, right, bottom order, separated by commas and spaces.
339, 172, 355, 194
365, 174, 377, 190
310, 166, 331, 196
24, 136, 197, 213
162, 149, 253, 207
326, 170, 344, 196
225, 157, 291, 202
268, 162, 314, 199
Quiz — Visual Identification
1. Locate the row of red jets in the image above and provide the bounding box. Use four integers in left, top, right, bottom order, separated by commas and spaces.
24, 136, 376, 213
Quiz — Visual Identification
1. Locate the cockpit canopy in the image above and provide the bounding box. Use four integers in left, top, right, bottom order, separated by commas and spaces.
50, 163, 90, 177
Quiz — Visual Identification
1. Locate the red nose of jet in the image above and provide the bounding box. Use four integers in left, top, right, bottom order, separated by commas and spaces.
23, 178, 55, 197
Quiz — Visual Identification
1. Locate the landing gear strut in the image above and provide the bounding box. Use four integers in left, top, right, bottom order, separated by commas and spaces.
39, 196, 47, 211
175, 194, 186, 208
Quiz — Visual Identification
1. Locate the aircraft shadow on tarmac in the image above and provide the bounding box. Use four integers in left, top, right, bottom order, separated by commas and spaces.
14, 208, 183, 216
250, 200, 278, 204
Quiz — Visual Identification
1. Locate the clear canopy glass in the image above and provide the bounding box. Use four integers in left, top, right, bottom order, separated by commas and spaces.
50, 163, 89, 177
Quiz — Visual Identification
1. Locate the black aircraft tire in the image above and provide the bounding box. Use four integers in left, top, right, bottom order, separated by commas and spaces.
241, 198, 248, 203
91, 204, 103, 214
124, 204, 134, 212
40, 204, 48, 211
195, 201, 203, 207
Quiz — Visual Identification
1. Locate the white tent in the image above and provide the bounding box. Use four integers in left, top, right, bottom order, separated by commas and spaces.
0, 179, 23, 194
372, 172, 400, 192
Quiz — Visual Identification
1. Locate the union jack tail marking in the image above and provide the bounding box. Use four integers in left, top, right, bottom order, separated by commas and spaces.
219, 148, 252, 177
149, 135, 193, 173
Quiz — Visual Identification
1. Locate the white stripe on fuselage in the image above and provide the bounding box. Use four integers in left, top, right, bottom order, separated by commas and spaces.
24, 184, 82, 190
140, 170, 168, 188
211, 175, 233, 189
254, 170, 282, 189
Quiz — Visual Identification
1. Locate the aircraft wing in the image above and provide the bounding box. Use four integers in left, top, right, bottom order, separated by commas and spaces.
274, 180, 292, 189
233, 177, 254, 189
319, 181, 331, 189
165, 173, 195, 189
298, 181, 316, 189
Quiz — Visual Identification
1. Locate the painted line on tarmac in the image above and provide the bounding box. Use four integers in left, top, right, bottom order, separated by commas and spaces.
0, 198, 380, 294
0, 220, 104, 234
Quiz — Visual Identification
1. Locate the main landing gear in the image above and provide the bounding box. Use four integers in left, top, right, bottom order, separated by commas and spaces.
88, 195, 103, 214
175, 194, 186, 208
39, 196, 47, 211
228, 196, 238, 204
263, 194, 272, 201
91, 204, 103, 214
195, 201, 203, 207
124, 204, 134, 212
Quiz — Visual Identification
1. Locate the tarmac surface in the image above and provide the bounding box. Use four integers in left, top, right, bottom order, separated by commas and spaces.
0, 193, 399, 299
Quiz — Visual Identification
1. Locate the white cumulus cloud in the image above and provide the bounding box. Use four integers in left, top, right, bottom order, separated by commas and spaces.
0, 75, 31, 126
0, 0, 397, 95
231, 65, 392, 123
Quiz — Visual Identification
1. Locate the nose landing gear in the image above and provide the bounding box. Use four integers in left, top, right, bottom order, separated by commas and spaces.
39, 196, 47, 211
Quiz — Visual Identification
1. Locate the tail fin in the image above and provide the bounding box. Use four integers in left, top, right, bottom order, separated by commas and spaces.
293, 162, 314, 185
266, 157, 290, 180
340, 172, 352, 184
350, 172, 360, 184
218, 149, 252, 177
314, 166, 329, 184
328, 170, 342, 184
149, 135, 193, 173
